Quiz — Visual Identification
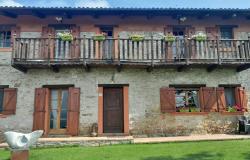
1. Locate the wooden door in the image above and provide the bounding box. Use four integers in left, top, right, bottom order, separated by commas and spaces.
103, 87, 124, 133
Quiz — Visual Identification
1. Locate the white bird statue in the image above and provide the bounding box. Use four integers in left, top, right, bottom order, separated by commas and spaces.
4, 130, 43, 150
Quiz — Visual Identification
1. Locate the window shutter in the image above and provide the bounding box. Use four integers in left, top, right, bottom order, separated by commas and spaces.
206, 27, 219, 40
235, 87, 248, 111
67, 87, 80, 136
41, 26, 55, 59
186, 27, 195, 37
33, 88, 50, 136
160, 87, 176, 113
200, 87, 218, 112
70, 26, 80, 59
3, 88, 17, 115
216, 87, 227, 112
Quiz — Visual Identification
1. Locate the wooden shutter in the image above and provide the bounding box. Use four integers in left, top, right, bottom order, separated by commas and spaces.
41, 26, 55, 59
67, 87, 80, 136
160, 87, 176, 113
186, 27, 195, 38
235, 87, 248, 111
206, 27, 219, 40
33, 88, 50, 136
200, 87, 218, 112
2, 88, 17, 115
70, 26, 80, 59
216, 87, 227, 112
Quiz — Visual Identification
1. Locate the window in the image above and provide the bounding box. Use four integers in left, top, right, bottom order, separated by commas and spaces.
220, 27, 233, 39
50, 89, 69, 130
173, 27, 185, 38
0, 25, 12, 48
224, 87, 236, 107
175, 88, 200, 112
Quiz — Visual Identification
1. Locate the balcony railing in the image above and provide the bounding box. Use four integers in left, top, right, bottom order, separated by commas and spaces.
11, 37, 250, 72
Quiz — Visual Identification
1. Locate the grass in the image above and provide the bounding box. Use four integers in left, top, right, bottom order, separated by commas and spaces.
1, 140, 250, 160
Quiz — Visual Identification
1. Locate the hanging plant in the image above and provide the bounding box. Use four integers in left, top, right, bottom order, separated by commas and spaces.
192, 32, 207, 42
58, 32, 73, 41
93, 34, 106, 41
164, 35, 176, 42
130, 34, 144, 42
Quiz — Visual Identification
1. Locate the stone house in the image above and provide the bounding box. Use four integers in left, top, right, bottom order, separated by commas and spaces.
0, 7, 250, 140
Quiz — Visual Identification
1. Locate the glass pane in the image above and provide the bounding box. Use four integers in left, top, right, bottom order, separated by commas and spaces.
51, 90, 58, 110
176, 89, 200, 112
0, 89, 4, 112
50, 119, 57, 129
60, 90, 68, 121
225, 88, 236, 106
50, 90, 58, 129
60, 120, 67, 129
50, 110, 57, 129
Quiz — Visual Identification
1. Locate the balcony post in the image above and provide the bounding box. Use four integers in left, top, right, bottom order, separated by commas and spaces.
48, 34, 51, 63
247, 36, 250, 60
118, 35, 120, 65
184, 35, 189, 65
11, 34, 17, 60
216, 36, 221, 65
151, 35, 154, 67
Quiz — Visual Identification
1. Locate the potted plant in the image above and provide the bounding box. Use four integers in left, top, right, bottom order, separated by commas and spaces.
164, 34, 176, 43
93, 34, 106, 41
129, 34, 144, 42
57, 32, 74, 42
192, 32, 207, 42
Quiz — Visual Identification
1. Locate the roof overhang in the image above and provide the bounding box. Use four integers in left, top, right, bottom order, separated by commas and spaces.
0, 7, 250, 19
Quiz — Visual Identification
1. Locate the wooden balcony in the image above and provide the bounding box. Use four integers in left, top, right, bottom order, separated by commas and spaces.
11, 37, 250, 73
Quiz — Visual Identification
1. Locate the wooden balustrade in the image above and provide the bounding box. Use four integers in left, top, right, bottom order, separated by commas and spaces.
11, 37, 250, 72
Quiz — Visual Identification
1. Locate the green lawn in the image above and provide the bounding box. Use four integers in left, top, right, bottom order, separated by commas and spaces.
1, 140, 250, 160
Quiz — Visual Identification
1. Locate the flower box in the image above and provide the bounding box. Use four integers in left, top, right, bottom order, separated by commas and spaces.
192, 32, 207, 42
93, 34, 106, 41
130, 35, 144, 42
164, 35, 176, 42
58, 32, 73, 41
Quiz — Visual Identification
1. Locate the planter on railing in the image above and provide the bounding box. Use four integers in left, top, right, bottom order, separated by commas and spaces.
93, 34, 106, 41
164, 35, 176, 43
129, 35, 144, 42
192, 32, 207, 42
58, 32, 73, 41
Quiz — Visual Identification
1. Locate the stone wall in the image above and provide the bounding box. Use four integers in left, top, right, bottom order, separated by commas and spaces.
1, 41, 250, 140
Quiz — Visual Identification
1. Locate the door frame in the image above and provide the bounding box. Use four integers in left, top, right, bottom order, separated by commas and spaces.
98, 84, 129, 135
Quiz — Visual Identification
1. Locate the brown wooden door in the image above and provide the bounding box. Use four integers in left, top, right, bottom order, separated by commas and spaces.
103, 87, 124, 133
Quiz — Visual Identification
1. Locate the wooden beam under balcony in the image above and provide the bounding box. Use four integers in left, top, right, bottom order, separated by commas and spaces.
207, 64, 218, 72
236, 64, 250, 72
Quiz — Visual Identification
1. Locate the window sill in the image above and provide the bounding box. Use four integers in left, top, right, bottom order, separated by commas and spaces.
0, 47, 12, 52
171, 112, 209, 116
220, 112, 244, 115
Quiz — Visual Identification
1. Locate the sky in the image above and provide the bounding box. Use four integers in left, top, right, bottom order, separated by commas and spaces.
0, 0, 250, 8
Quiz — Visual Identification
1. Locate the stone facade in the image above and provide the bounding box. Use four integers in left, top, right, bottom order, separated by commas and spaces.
0, 46, 250, 141
1, 13, 250, 141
